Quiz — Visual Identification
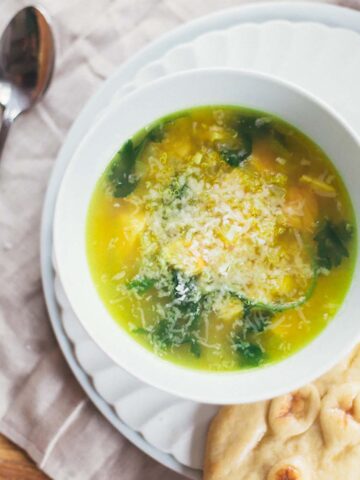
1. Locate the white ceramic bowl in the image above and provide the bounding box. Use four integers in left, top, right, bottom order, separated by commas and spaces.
54, 68, 360, 404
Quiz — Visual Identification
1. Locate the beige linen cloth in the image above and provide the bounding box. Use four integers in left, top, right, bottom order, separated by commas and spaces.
0, 0, 357, 478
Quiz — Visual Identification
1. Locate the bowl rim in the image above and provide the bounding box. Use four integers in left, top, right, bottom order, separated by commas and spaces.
54, 67, 360, 404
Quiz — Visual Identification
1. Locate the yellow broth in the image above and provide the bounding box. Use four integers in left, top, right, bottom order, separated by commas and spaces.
87, 106, 356, 371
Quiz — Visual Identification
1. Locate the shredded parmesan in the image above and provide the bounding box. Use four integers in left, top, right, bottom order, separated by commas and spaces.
131, 147, 313, 305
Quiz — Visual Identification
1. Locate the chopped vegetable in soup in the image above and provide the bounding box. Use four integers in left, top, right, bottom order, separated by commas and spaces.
86, 106, 356, 371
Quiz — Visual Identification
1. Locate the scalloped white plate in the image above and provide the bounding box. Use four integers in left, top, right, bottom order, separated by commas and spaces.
52, 19, 360, 473
119, 20, 360, 132
42, 6, 360, 479
54, 274, 218, 470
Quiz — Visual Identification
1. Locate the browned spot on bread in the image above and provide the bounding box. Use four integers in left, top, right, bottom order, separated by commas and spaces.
275, 466, 300, 480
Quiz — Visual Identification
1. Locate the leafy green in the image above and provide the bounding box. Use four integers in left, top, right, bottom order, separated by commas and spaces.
172, 270, 201, 310
127, 276, 156, 294
314, 220, 353, 270
234, 116, 259, 133
164, 176, 188, 205
223, 115, 292, 167
230, 300, 270, 366
149, 113, 188, 143
234, 116, 272, 137
150, 270, 203, 357
218, 116, 289, 167
108, 140, 142, 198
189, 337, 201, 358
108, 122, 170, 198
230, 267, 317, 316
235, 116, 286, 140
216, 115, 258, 166
232, 334, 265, 367
147, 124, 166, 143
231, 280, 318, 367
151, 310, 201, 355
243, 303, 273, 334
231, 218, 353, 366
230, 250, 321, 366
219, 132, 252, 167
152, 317, 178, 349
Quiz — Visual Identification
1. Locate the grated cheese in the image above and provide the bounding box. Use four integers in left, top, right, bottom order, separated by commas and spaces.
132, 148, 313, 306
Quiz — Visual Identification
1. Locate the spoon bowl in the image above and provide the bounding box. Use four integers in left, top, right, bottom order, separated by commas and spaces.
0, 6, 55, 157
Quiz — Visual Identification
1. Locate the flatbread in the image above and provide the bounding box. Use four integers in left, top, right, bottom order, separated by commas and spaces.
204, 345, 360, 480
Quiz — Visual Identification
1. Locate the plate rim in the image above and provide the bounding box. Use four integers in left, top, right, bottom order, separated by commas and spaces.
40, 3, 360, 478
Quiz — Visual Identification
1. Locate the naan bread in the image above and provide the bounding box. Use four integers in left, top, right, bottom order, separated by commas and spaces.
204, 345, 360, 480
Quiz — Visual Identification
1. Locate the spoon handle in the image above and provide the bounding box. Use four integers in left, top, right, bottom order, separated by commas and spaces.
0, 107, 13, 160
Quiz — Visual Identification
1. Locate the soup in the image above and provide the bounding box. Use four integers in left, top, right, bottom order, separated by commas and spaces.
87, 106, 356, 371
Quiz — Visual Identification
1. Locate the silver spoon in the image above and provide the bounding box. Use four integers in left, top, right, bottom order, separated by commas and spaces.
0, 6, 55, 159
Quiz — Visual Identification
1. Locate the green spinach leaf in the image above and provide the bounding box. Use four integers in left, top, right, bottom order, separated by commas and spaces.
243, 303, 273, 334
219, 132, 252, 167
189, 337, 201, 358
147, 124, 166, 143
233, 334, 265, 367
127, 276, 156, 294
108, 140, 142, 198
150, 270, 203, 357
314, 220, 353, 270
108, 122, 170, 198
164, 176, 188, 205
219, 115, 291, 167
230, 300, 270, 366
